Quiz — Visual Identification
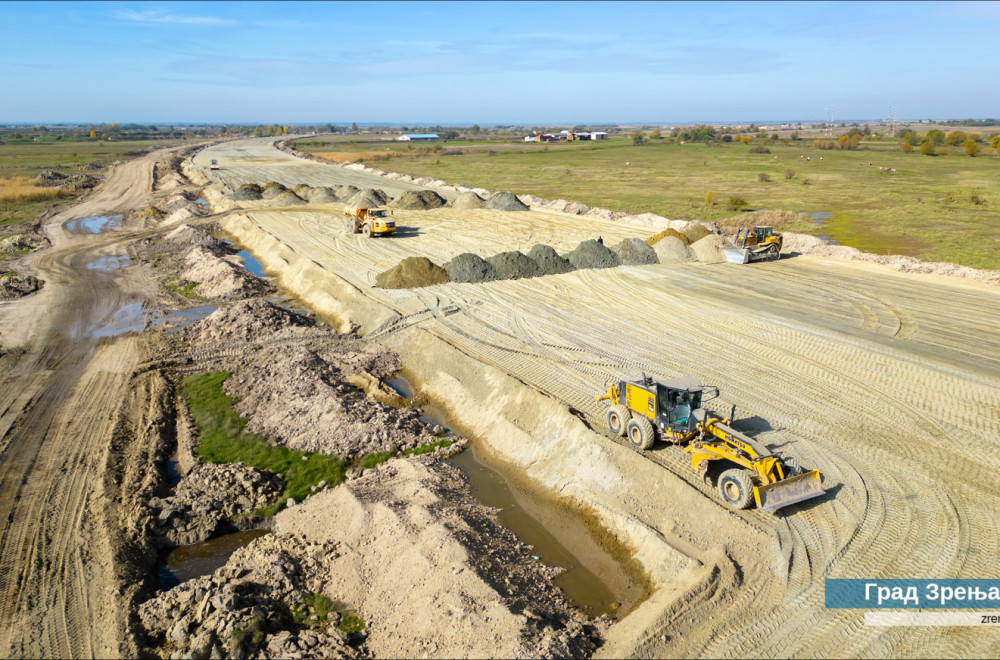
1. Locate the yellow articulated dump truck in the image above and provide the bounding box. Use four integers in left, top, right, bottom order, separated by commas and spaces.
345, 207, 396, 237
596, 373, 824, 513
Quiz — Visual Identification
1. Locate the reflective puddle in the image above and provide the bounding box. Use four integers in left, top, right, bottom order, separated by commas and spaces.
87, 254, 130, 271
66, 215, 122, 234
150, 305, 218, 333
90, 301, 145, 338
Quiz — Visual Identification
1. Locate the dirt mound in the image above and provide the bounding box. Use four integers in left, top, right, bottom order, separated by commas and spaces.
293, 183, 313, 198
653, 236, 695, 263
690, 233, 726, 263
162, 223, 228, 254
388, 189, 447, 210
346, 188, 389, 208
133, 205, 166, 221
0, 273, 42, 300
375, 257, 450, 289
646, 227, 691, 246
185, 299, 314, 345
307, 186, 339, 203
444, 253, 499, 283
272, 190, 306, 206
335, 185, 360, 201
182, 247, 274, 300
562, 239, 621, 270
451, 191, 486, 209
139, 534, 364, 659
486, 250, 542, 280
261, 182, 287, 200
225, 345, 439, 458
485, 191, 529, 211
527, 244, 575, 276
231, 184, 263, 201
611, 238, 659, 266
276, 459, 602, 659
685, 225, 712, 243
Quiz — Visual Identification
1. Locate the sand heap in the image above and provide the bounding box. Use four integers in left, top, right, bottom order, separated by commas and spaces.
563, 239, 622, 269
611, 238, 659, 266
444, 253, 499, 283
375, 257, 450, 289
689, 234, 726, 263
231, 184, 263, 201
347, 188, 389, 208
685, 224, 712, 243
336, 185, 360, 201
527, 244, 575, 275
293, 183, 313, 198
451, 191, 486, 209
307, 186, 340, 203
485, 191, 530, 211
272, 190, 306, 206
653, 236, 695, 263
389, 189, 447, 210
486, 251, 542, 280
646, 227, 691, 246
261, 182, 287, 200
184, 299, 314, 346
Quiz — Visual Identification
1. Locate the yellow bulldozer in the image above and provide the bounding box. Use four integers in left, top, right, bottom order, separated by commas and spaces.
345, 207, 396, 237
720, 225, 782, 264
596, 374, 824, 512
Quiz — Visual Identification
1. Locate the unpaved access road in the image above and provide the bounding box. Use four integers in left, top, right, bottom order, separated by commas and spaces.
0, 147, 201, 658
198, 137, 1000, 658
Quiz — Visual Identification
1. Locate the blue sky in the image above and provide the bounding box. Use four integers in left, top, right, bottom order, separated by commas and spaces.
2, 1, 998, 124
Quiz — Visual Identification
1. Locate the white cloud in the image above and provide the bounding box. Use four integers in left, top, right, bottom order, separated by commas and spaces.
113, 9, 237, 26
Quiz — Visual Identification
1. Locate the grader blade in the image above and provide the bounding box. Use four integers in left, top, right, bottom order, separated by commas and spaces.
755, 469, 824, 513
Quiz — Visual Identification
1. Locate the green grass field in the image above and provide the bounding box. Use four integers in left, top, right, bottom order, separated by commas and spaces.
296, 136, 1000, 269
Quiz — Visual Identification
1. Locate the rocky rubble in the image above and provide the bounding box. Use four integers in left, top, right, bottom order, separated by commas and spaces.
139, 534, 365, 659
0, 233, 50, 254
0, 273, 43, 300
148, 463, 282, 547
183, 299, 315, 346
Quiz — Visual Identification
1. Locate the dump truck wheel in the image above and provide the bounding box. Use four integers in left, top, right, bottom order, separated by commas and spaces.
718, 469, 755, 509
607, 405, 630, 437
626, 416, 655, 451
362, 224, 373, 237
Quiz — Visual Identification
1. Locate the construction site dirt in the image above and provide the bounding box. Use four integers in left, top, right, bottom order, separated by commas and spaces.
0, 137, 998, 659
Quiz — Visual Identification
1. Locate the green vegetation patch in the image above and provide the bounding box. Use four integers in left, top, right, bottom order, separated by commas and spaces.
291, 592, 364, 634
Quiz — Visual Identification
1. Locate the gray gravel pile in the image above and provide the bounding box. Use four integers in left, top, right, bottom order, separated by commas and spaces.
527, 244, 575, 275
611, 237, 659, 266
261, 182, 287, 200
335, 184, 360, 200
444, 253, 499, 283
231, 184, 263, 201
389, 189, 447, 210
562, 239, 622, 270
486, 251, 541, 280
485, 191, 529, 211
451, 191, 487, 209
346, 188, 389, 208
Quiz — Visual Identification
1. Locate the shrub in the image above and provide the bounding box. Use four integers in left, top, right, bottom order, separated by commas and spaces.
784, 169, 795, 179
726, 195, 747, 211
748, 145, 770, 154
757, 172, 771, 182
970, 191, 986, 206
705, 190, 716, 207
802, 177, 811, 185
899, 141, 913, 153
920, 141, 936, 156
963, 139, 981, 157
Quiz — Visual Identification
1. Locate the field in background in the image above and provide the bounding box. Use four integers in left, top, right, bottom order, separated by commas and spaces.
294, 136, 1000, 270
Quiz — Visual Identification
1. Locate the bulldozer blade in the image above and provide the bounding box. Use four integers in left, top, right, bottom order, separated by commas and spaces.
720, 246, 750, 264
755, 470, 825, 513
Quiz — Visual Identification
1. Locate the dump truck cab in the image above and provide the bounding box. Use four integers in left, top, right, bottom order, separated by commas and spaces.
209, 159, 220, 170
346, 207, 396, 237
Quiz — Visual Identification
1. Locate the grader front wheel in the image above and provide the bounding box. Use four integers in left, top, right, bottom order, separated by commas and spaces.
607, 405, 630, 437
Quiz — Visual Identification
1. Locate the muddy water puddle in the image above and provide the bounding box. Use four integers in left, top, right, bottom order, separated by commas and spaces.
89, 301, 145, 338
810, 212, 840, 245
159, 529, 271, 590
66, 214, 122, 234
391, 375, 645, 619
87, 254, 130, 271
150, 305, 218, 333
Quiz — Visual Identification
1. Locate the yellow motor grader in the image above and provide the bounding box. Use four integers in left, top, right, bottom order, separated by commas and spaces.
596, 374, 824, 512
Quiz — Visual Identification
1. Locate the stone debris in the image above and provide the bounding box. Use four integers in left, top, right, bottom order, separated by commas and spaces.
0, 273, 43, 300
610, 238, 659, 266
486, 250, 542, 280
485, 191, 529, 211
388, 190, 446, 210
562, 239, 622, 270
527, 244, 575, 276
443, 252, 499, 284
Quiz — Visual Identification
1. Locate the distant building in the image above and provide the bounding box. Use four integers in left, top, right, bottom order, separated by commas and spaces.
590, 132, 608, 140
397, 133, 440, 141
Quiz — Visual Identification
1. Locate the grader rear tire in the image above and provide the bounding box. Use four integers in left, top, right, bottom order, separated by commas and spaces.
607, 405, 630, 437
626, 416, 655, 451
